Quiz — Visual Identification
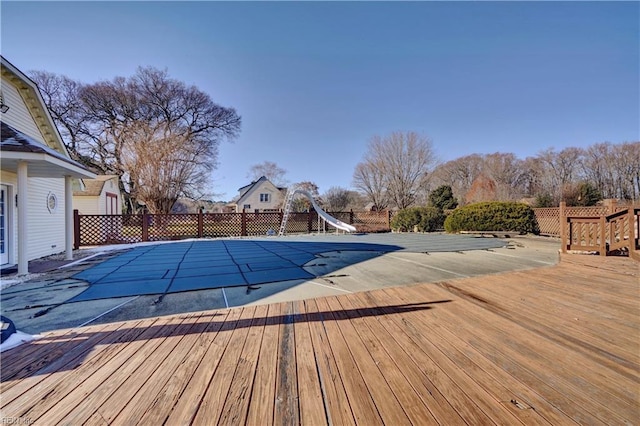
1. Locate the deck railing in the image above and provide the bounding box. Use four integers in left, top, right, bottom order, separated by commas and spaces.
533, 199, 629, 236
74, 210, 393, 248
561, 202, 639, 260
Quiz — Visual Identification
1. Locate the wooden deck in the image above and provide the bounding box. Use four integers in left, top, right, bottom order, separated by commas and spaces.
1, 254, 638, 425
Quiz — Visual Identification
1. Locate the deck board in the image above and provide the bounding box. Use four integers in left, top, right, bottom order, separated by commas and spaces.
164, 307, 243, 424
191, 306, 258, 425
245, 303, 280, 426
304, 298, 356, 426
312, 297, 385, 425
293, 300, 327, 426
1, 254, 638, 425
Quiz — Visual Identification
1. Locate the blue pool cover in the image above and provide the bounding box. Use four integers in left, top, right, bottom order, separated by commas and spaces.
70, 234, 504, 302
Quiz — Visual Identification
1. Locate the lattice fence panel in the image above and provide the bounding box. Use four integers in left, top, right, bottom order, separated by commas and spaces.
147, 214, 199, 241
79, 215, 142, 246
309, 212, 352, 233
245, 212, 282, 236
564, 206, 608, 217
353, 211, 390, 233
533, 208, 560, 236
285, 212, 310, 234
203, 213, 243, 237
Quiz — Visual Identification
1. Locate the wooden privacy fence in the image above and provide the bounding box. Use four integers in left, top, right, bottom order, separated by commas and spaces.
74, 210, 393, 248
533, 200, 629, 236
560, 202, 640, 260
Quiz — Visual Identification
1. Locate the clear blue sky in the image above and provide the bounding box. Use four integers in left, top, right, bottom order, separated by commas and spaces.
2, 1, 638, 201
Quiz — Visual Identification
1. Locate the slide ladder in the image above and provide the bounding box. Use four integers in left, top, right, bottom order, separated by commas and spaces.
278, 184, 356, 236
278, 185, 298, 236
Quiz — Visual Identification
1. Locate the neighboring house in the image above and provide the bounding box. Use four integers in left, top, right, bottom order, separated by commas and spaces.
73, 175, 121, 215
0, 56, 96, 275
227, 176, 286, 213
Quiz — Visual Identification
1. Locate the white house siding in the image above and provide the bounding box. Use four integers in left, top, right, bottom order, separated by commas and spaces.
237, 182, 283, 212
1, 170, 18, 264
73, 196, 99, 215
73, 177, 121, 215
1, 77, 42, 142
100, 178, 121, 214
26, 177, 66, 260
2, 74, 68, 261
0, 173, 64, 263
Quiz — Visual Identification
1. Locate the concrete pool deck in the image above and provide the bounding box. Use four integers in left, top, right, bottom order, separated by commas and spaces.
0, 233, 560, 335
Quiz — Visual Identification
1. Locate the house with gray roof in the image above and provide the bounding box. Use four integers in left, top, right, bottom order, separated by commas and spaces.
227, 176, 286, 213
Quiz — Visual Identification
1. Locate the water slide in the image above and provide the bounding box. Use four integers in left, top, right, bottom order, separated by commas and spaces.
294, 189, 357, 233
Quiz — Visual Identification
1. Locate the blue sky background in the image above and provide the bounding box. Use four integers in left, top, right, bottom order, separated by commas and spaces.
2, 1, 638, 200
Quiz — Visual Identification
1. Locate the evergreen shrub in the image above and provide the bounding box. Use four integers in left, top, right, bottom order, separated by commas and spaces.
391, 207, 446, 232
444, 202, 539, 234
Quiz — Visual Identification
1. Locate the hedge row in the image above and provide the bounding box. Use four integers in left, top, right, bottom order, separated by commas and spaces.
443, 202, 539, 234
391, 201, 540, 235
390, 207, 446, 232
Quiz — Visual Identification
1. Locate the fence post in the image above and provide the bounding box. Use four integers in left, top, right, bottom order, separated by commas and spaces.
350, 209, 354, 225
307, 211, 313, 233
198, 209, 203, 238
559, 202, 567, 253
387, 210, 391, 229
605, 198, 617, 215
631, 207, 639, 260
73, 209, 80, 249
599, 215, 607, 256
241, 209, 247, 236
142, 213, 149, 242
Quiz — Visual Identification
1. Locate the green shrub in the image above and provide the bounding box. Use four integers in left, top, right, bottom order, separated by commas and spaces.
564, 181, 602, 206
391, 208, 421, 232
533, 193, 555, 208
391, 207, 446, 232
429, 185, 458, 210
444, 202, 539, 234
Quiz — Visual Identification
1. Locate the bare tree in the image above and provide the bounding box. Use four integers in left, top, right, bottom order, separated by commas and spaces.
581, 142, 614, 199
291, 181, 320, 212
322, 186, 353, 211
353, 161, 389, 210
31, 67, 241, 213
519, 156, 547, 199
614, 142, 640, 201
247, 161, 288, 187
538, 147, 582, 203
120, 121, 218, 214
430, 154, 483, 205
483, 152, 525, 200
354, 131, 437, 210
624, 142, 640, 202
29, 70, 94, 166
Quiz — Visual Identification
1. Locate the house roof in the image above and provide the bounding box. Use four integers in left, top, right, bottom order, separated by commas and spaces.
231, 176, 286, 204
0, 122, 96, 179
73, 175, 118, 196
1, 55, 70, 156
235, 176, 268, 200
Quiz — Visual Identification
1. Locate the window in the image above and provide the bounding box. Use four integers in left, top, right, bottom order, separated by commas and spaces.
106, 193, 118, 215
46, 192, 58, 213
243, 204, 251, 210
260, 193, 270, 202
